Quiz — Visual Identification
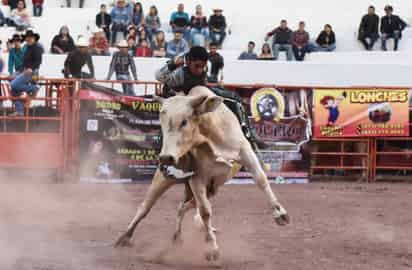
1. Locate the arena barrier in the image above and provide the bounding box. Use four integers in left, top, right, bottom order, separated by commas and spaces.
0, 77, 411, 182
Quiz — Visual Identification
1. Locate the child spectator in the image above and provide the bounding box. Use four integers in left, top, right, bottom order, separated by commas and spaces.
190, 5, 209, 45
135, 39, 152, 57
110, 0, 132, 46
315, 24, 336, 51
166, 30, 189, 59
145, 5, 161, 41
151, 30, 166, 57
51, 26, 75, 54
127, 37, 137, 57
96, 4, 112, 42
8, 34, 25, 75
258, 43, 274, 60
291, 21, 309, 61
10, 0, 30, 31
208, 8, 226, 48
358, 5, 379, 50
32, 0, 43, 17
169, 3, 190, 42
238, 41, 258, 60
207, 42, 224, 83
381, 5, 407, 51
131, 2, 144, 29
107, 39, 137, 96
89, 28, 110, 56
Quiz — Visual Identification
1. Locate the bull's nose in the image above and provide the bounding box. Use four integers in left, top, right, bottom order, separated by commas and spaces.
159, 155, 176, 166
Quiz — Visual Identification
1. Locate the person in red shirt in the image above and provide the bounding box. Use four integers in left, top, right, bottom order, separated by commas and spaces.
89, 28, 110, 56
135, 39, 152, 57
32, 0, 43, 17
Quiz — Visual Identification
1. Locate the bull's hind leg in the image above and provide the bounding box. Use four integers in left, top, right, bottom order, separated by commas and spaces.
240, 143, 290, 226
189, 179, 220, 261
115, 169, 174, 247
173, 183, 196, 244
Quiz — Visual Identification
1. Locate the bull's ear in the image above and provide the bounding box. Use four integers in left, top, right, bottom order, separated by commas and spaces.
191, 95, 223, 115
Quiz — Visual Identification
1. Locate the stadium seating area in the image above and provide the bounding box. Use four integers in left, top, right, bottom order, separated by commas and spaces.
0, 0, 412, 87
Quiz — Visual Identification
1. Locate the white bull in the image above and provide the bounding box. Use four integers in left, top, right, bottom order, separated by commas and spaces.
115, 86, 289, 261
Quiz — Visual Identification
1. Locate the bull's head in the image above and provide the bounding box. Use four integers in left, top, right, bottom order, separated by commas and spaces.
156, 94, 223, 168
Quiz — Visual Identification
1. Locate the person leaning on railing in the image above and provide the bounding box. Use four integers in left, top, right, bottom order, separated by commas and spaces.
10, 29, 43, 117
63, 37, 95, 79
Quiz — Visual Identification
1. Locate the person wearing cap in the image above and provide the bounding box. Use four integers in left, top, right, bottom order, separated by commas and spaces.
110, 0, 132, 46
96, 4, 112, 42
169, 3, 191, 42
107, 39, 138, 96
10, 29, 43, 116
51, 26, 76, 54
89, 27, 110, 56
381, 5, 407, 51
166, 31, 189, 59
208, 8, 226, 48
8, 34, 26, 75
358, 5, 380, 50
63, 37, 95, 79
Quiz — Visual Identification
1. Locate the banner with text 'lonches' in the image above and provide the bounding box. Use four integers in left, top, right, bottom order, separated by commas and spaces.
314, 89, 410, 137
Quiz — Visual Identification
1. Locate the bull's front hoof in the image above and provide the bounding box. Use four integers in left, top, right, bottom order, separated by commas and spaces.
172, 232, 183, 245
114, 233, 133, 248
274, 214, 290, 226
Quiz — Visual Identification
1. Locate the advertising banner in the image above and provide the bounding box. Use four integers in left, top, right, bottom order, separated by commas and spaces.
314, 89, 410, 137
78, 86, 161, 182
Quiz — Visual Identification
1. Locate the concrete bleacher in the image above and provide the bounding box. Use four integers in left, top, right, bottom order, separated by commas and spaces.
0, 0, 411, 91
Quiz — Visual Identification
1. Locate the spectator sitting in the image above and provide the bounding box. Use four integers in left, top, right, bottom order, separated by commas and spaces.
8, 34, 25, 75
381, 5, 407, 51
10, 0, 30, 31
314, 24, 336, 52
265, 19, 293, 61
258, 43, 274, 60
151, 30, 166, 57
145, 5, 161, 41
51, 26, 75, 54
207, 42, 224, 83
107, 39, 137, 96
170, 3, 190, 42
0, 8, 6, 27
8, 0, 20, 10
110, 0, 132, 46
32, 0, 43, 17
131, 2, 144, 29
89, 28, 110, 56
135, 39, 152, 57
127, 37, 137, 56
137, 27, 150, 45
166, 30, 189, 59
238, 41, 258, 60
208, 8, 226, 48
96, 4, 112, 43
291, 21, 309, 61
190, 4, 209, 45
358, 5, 379, 50
126, 24, 138, 42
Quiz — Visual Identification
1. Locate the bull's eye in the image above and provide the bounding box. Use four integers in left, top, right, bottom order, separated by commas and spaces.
180, 119, 188, 129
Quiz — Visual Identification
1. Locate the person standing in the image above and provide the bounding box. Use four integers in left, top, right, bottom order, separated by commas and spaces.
96, 4, 112, 42
380, 5, 407, 51
63, 37, 95, 79
207, 42, 224, 83
358, 5, 380, 50
10, 29, 43, 116
107, 40, 138, 96
8, 34, 26, 75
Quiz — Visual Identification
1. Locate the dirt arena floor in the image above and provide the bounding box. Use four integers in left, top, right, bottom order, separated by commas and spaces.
1, 178, 412, 270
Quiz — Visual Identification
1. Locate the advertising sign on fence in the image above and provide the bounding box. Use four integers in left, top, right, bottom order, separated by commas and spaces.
314, 89, 410, 138
78, 86, 161, 182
